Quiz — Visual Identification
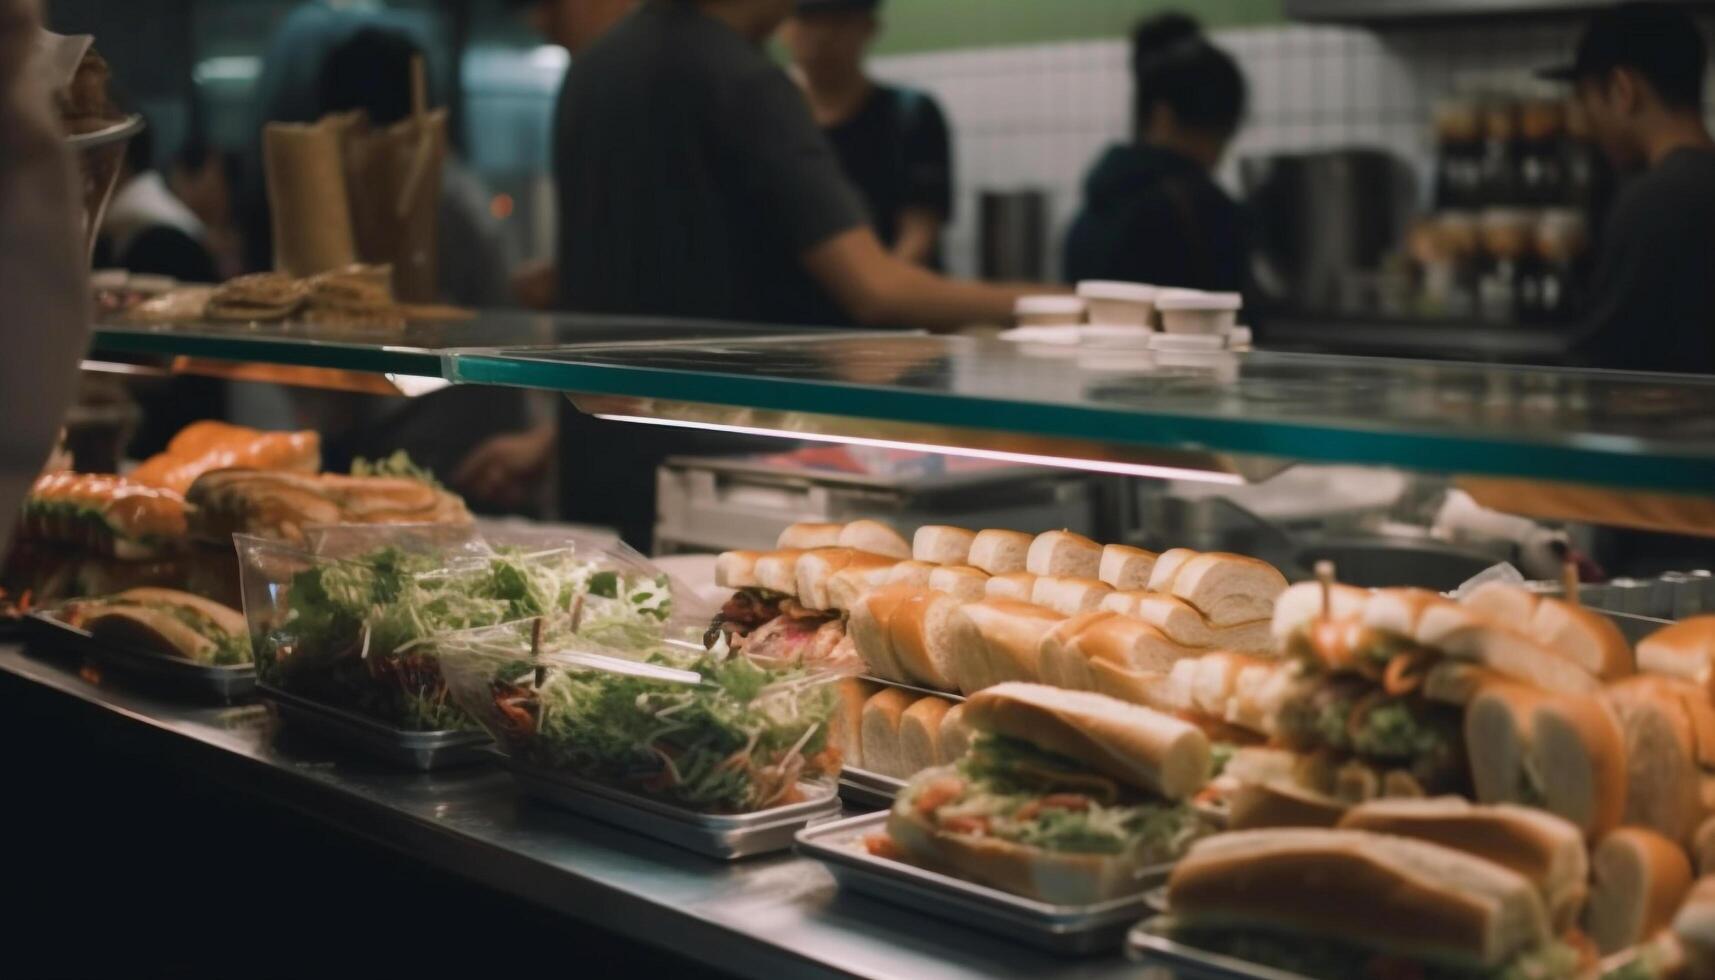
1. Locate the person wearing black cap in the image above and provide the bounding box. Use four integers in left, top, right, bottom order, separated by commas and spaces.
1542, 1, 1715, 373
781, 0, 953, 269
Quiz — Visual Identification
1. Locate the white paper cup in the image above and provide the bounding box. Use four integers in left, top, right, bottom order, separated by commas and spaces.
1076, 280, 1158, 328
1156, 289, 1241, 335
1014, 295, 1086, 327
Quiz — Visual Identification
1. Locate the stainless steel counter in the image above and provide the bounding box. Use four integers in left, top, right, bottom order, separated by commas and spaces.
0, 645, 1145, 980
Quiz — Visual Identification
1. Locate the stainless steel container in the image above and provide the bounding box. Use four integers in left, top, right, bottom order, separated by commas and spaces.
979, 189, 1049, 281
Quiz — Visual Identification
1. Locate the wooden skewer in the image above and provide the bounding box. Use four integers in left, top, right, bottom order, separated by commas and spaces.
1315, 560, 1336, 618
531, 615, 545, 688
1562, 559, 1581, 607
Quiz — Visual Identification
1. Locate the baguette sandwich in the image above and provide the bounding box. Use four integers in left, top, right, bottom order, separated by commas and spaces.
185, 468, 470, 545
60, 587, 249, 665
874, 682, 1212, 904
19, 472, 188, 560
1160, 828, 1588, 979
709, 547, 857, 667
1639, 616, 1715, 699
129, 420, 320, 494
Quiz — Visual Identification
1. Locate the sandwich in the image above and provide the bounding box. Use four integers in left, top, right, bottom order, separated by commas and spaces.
1464, 679, 1627, 838
1037, 611, 1203, 696
947, 599, 1066, 694
1098, 544, 1156, 591
1336, 796, 1589, 932
1587, 828, 1694, 955
1101, 591, 1273, 653
1599, 875, 1715, 980
1155, 552, 1287, 627
185, 467, 470, 545
875, 682, 1212, 904
1607, 675, 1715, 846
128, 420, 320, 494
20, 472, 188, 560
60, 587, 249, 665
1160, 828, 1587, 979
708, 549, 850, 667
1462, 582, 1633, 680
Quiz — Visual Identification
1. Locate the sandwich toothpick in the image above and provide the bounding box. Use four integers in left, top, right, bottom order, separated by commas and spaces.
1315, 560, 1336, 618
531, 616, 545, 689
1562, 559, 1581, 607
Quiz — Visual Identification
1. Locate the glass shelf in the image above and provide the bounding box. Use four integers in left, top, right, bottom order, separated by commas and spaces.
445, 333, 1715, 496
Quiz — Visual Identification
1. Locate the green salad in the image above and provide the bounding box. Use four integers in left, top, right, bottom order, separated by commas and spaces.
255, 545, 672, 732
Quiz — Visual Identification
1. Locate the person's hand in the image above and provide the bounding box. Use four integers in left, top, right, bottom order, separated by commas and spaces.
450, 423, 554, 510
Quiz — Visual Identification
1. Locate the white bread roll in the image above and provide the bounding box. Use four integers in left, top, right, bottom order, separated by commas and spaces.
887, 765, 1168, 904
1167, 829, 1552, 970
967, 529, 1032, 575
826, 561, 900, 613
1186, 652, 1270, 720
1362, 587, 1455, 639
795, 548, 893, 611
898, 696, 953, 774
1465, 680, 1627, 838
1417, 604, 1602, 695
1640, 616, 1715, 698
1338, 797, 1589, 932
947, 599, 1064, 694
754, 549, 807, 596
885, 560, 937, 588
887, 590, 962, 691
1461, 581, 1541, 626
1145, 548, 1198, 592
1168, 553, 1288, 628
1099, 590, 1146, 618
1271, 580, 1371, 642
1030, 575, 1114, 616
831, 677, 876, 770
937, 703, 971, 762
1081, 617, 1201, 675
926, 565, 989, 603
1587, 827, 1694, 954
777, 522, 843, 550
963, 681, 1211, 799
1087, 659, 1174, 711
715, 550, 762, 589
837, 519, 910, 559
860, 688, 915, 778
1025, 530, 1100, 578
849, 583, 920, 682
1098, 544, 1157, 591
1128, 593, 1273, 653
1227, 781, 1349, 830
983, 571, 1037, 601
1227, 661, 1290, 735
1036, 611, 1117, 690
1531, 599, 1633, 681
912, 525, 976, 565
1609, 675, 1715, 846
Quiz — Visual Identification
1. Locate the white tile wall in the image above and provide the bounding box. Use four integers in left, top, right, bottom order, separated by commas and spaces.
872, 16, 1715, 280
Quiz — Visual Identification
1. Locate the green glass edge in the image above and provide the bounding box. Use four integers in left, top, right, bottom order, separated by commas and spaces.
91, 328, 443, 376
447, 352, 1715, 496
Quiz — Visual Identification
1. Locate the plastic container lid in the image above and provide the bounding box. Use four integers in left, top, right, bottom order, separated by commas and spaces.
1229, 326, 1253, 347
1076, 280, 1158, 303
1155, 289, 1242, 312
1013, 295, 1086, 316
1151, 333, 1227, 351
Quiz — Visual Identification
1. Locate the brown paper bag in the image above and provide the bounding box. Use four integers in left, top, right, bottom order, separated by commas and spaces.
344, 110, 446, 303
263, 112, 360, 277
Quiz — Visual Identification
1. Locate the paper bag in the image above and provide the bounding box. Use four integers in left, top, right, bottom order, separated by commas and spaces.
345, 110, 446, 303
264, 113, 360, 278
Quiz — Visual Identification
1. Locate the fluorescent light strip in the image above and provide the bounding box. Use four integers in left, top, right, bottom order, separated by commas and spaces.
593, 413, 1246, 485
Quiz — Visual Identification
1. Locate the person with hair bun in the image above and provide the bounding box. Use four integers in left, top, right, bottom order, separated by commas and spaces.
1063, 12, 1248, 292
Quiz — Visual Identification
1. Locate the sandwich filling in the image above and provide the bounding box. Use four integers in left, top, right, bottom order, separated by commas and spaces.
66, 596, 250, 665
892, 734, 1205, 860
1279, 619, 1469, 796
706, 588, 844, 667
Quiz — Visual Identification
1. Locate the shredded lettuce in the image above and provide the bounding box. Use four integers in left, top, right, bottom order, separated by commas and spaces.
349, 450, 441, 488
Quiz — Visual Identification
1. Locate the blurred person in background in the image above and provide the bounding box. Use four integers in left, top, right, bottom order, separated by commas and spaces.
0, 0, 87, 542
167, 134, 244, 281
1541, 1, 1715, 374
1063, 12, 1248, 292
95, 118, 219, 283
782, 0, 953, 269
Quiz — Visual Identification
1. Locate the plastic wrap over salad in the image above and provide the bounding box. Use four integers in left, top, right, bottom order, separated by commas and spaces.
236, 526, 700, 733
439, 616, 850, 813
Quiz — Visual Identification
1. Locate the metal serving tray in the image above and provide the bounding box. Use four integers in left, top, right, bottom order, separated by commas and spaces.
796, 811, 1168, 954
500, 754, 843, 860
838, 766, 905, 810
1126, 917, 1311, 980
258, 683, 491, 771
23, 611, 255, 704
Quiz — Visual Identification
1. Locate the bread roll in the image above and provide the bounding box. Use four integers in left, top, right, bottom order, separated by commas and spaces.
849, 583, 920, 682
964, 682, 1211, 799
1587, 827, 1694, 954
837, 519, 910, 559
1087, 659, 1173, 710
1698, 816, 1715, 876
899, 697, 953, 774
1167, 829, 1552, 970
1418, 604, 1602, 695
967, 529, 1032, 575
926, 565, 988, 603
1609, 675, 1715, 845
1227, 781, 1349, 830
754, 549, 807, 596
1271, 580, 1371, 643
777, 522, 843, 550
1025, 530, 1100, 578
1461, 582, 1540, 626
797, 549, 895, 611
1640, 617, 1715, 697
1098, 544, 1157, 591
1465, 680, 1627, 838
860, 688, 915, 779
947, 599, 1064, 694
1079, 617, 1201, 674
826, 561, 899, 612
1036, 611, 1118, 690
1030, 575, 1113, 616
1168, 553, 1287, 628
885, 560, 937, 589
912, 525, 976, 566
831, 678, 876, 770
1531, 599, 1633, 680
983, 572, 1036, 601
938, 703, 971, 762
1338, 797, 1589, 932
887, 590, 961, 690
1362, 587, 1454, 639
715, 550, 762, 589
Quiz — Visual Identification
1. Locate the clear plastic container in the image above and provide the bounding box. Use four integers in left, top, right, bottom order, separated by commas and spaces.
237, 526, 697, 733
438, 618, 851, 814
